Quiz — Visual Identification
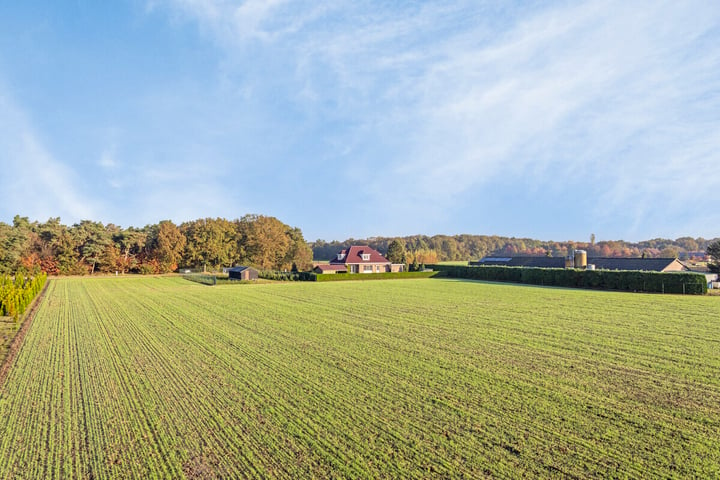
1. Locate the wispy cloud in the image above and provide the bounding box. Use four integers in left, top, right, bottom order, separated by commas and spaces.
152, 0, 720, 239
0, 0, 697, 240
0, 87, 97, 223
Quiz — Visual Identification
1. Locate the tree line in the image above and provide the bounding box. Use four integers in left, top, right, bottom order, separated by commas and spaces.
2, 215, 716, 276
0, 215, 312, 275
312, 234, 719, 263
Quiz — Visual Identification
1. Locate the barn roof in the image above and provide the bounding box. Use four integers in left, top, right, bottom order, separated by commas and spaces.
472, 256, 688, 272
472, 257, 566, 268
227, 266, 255, 272
588, 257, 687, 272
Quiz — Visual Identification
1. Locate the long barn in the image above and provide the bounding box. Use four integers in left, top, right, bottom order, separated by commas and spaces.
470, 256, 689, 272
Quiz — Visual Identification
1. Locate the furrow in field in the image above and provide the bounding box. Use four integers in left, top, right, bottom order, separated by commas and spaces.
109, 281, 365, 478
158, 284, 555, 476
87, 282, 269, 478
148, 284, 472, 476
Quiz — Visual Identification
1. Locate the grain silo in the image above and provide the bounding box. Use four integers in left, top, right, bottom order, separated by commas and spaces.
574, 250, 587, 269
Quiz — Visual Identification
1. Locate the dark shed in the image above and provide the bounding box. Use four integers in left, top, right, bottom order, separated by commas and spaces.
227, 266, 259, 281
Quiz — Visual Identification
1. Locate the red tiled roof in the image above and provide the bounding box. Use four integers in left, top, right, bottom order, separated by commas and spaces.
314, 264, 348, 272
329, 245, 390, 265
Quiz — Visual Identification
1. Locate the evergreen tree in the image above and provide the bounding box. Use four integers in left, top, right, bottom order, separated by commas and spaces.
386, 239, 406, 264
708, 240, 720, 273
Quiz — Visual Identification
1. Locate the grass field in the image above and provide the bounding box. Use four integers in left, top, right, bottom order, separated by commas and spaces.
0, 276, 719, 478
0, 316, 17, 363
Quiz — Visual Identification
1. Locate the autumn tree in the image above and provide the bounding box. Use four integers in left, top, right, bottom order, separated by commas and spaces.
406, 248, 438, 266
181, 218, 238, 271
240, 215, 292, 270
149, 220, 186, 273
284, 227, 313, 271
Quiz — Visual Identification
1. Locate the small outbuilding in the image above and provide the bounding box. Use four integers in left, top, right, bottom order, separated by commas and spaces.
313, 264, 348, 274
227, 266, 259, 281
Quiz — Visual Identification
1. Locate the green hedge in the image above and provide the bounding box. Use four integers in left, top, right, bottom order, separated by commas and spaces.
182, 274, 218, 285
258, 271, 315, 281
314, 271, 439, 282
427, 265, 707, 295
0, 272, 48, 319
185, 272, 317, 284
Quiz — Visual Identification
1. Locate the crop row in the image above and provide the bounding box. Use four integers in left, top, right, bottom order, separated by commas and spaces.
0, 277, 718, 478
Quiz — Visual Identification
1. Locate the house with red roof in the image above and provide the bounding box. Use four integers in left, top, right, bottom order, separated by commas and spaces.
314, 245, 404, 274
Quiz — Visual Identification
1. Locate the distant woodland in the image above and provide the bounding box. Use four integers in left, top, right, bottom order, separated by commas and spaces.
312, 235, 717, 264
1, 214, 716, 275
0, 215, 312, 275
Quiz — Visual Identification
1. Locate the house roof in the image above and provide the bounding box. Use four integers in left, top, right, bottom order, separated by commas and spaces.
329, 245, 390, 265
472, 256, 688, 272
314, 264, 348, 272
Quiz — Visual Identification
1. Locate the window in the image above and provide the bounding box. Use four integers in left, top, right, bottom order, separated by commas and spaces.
362, 254, 370, 261
337, 253, 346, 260
363, 265, 373, 272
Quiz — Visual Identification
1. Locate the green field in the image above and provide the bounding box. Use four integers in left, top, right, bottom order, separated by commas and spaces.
0, 277, 719, 478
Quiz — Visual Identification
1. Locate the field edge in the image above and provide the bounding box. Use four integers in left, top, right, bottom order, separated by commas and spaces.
0, 280, 50, 387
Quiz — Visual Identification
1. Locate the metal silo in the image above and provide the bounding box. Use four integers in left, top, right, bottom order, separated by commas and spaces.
574, 250, 587, 269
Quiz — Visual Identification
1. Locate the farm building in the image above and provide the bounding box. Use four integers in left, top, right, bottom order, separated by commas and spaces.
471, 257, 566, 268
704, 273, 719, 289
683, 264, 720, 289
471, 255, 690, 273
329, 245, 405, 273
227, 266, 259, 281
313, 264, 348, 274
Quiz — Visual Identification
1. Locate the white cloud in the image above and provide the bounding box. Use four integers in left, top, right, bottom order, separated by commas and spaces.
151, 0, 720, 238
0, 88, 97, 223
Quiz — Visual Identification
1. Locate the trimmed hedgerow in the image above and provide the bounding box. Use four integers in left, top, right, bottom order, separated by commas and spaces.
182, 274, 218, 286
258, 271, 315, 281
314, 271, 439, 282
428, 265, 707, 295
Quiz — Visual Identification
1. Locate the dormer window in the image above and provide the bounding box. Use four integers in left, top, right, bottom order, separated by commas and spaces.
362, 253, 370, 261
337, 253, 346, 261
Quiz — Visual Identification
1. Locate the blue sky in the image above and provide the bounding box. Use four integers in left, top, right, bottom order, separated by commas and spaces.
1, 1, 719, 242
